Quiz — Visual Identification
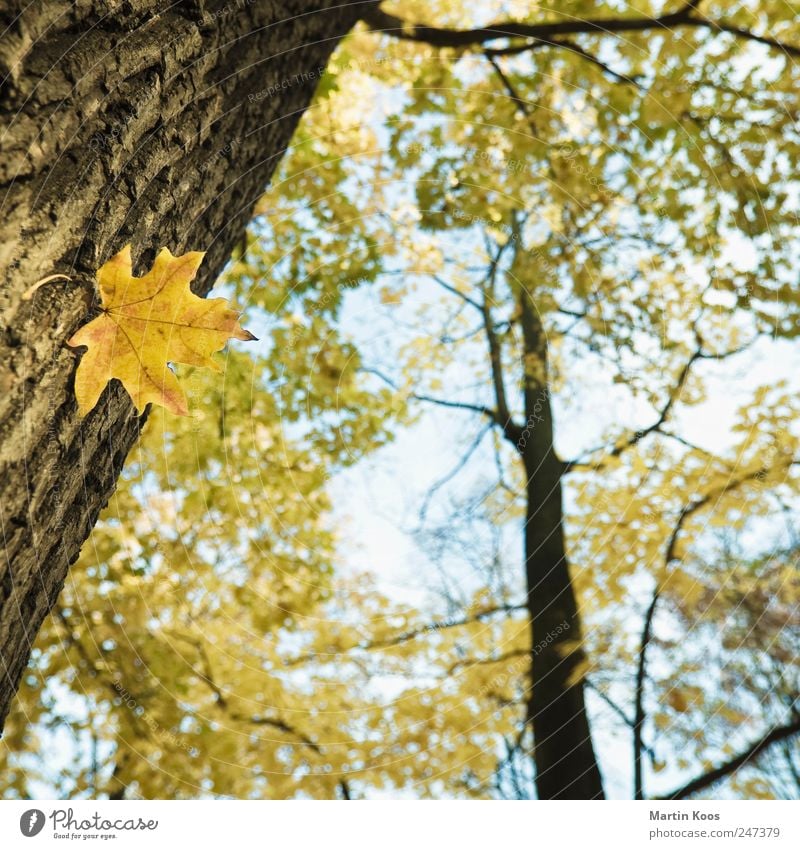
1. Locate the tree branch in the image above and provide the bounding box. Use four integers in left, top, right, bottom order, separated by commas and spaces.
564, 348, 700, 473
184, 636, 323, 754
361, 3, 800, 59
361, 3, 699, 46
563, 336, 752, 475
659, 717, 800, 799
486, 53, 538, 125
413, 392, 499, 419
446, 647, 529, 675
584, 679, 658, 764
712, 19, 800, 59
362, 365, 501, 424
629, 460, 796, 796
284, 603, 526, 664
363, 602, 526, 650
479, 243, 522, 445
634, 587, 660, 800
490, 37, 643, 86
419, 420, 493, 522
243, 713, 322, 754
432, 273, 483, 312
662, 464, 776, 569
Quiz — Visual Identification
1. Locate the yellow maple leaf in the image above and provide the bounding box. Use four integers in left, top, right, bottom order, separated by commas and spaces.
68, 244, 255, 416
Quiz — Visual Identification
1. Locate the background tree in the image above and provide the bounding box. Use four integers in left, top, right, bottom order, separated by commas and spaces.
3, 0, 800, 800
277, 0, 800, 797
245, 0, 800, 797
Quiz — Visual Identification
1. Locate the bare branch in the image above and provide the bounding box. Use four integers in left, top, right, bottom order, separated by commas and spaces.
486, 54, 538, 123
564, 348, 700, 473
548, 38, 643, 86
489, 37, 643, 86
563, 338, 752, 474
181, 634, 323, 754
432, 274, 483, 312
243, 714, 322, 754
363, 602, 526, 650
446, 647, 529, 675
712, 19, 800, 59
479, 241, 523, 444
419, 420, 493, 522
659, 717, 800, 799
284, 603, 526, 664
414, 392, 499, 419
362, 365, 501, 424
361, 3, 800, 59
663, 464, 777, 568
584, 679, 659, 764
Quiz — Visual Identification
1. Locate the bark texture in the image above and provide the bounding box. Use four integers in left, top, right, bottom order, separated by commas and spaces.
0, 0, 359, 730
518, 288, 605, 799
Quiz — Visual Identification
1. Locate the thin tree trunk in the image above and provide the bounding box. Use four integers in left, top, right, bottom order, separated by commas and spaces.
633, 588, 660, 799
518, 286, 604, 799
0, 0, 359, 730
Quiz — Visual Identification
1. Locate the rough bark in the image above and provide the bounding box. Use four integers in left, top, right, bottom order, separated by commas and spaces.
0, 0, 359, 730
518, 287, 604, 799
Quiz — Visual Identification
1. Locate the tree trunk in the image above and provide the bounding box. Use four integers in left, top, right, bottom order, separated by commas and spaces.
0, 0, 359, 730
518, 288, 604, 799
